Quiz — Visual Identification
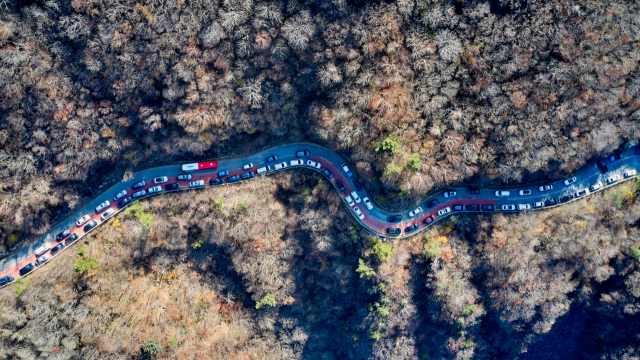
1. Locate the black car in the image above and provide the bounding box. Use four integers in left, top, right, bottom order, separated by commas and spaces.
265, 155, 278, 163
336, 180, 346, 194
166, 183, 181, 190
483, 205, 495, 211
467, 189, 481, 195
241, 171, 255, 179
560, 194, 574, 203
0, 274, 14, 286
545, 198, 558, 206
467, 205, 479, 211
424, 216, 433, 225
226, 175, 241, 183
425, 200, 439, 209
19, 264, 34, 276
218, 170, 230, 177
210, 179, 223, 185
636, 149, 640, 155
405, 223, 420, 233
50, 243, 65, 255
387, 228, 401, 235
65, 233, 78, 245
118, 196, 132, 208
56, 229, 70, 241
353, 180, 363, 191
321, 168, 334, 179
84, 220, 98, 232
388, 215, 403, 223
132, 181, 146, 189
597, 160, 608, 173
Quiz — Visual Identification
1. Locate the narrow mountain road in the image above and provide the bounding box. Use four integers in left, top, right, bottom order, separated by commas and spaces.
1, 142, 638, 288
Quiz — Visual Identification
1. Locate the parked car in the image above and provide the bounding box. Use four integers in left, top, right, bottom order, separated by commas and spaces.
341, 164, 354, 178
226, 175, 240, 183
296, 150, 310, 157
483, 205, 495, 211
84, 220, 98, 232
443, 191, 456, 198
424, 216, 434, 224
265, 155, 278, 163
335, 180, 346, 194
101, 208, 115, 221
166, 183, 181, 190
353, 180, 363, 191
345, 195, 355, 207
218, 170, 230, 177
241, 171, 255, 179
387, 228, 401, 234
610, 153, 622, 162
564, 177, 577, 186
76, 215, 91, 227
306, 160, 321, 169
363, 197, 373, 210
437, 207, 451, 216
624, 170, 637, 178
405, 223, 419, 233
190, 180, 205, 187
0, 275, 14, 286
132, 190, 146, 198
597, 160, 608, 173
95, 200, 110, 212
154, 176, 168, 184
353, 206, 364, 219
19, 263, 34, 276
290, 160, 304, 166
177, 174, 192, 180
50, 243, 65, 255
576, 189, 588, 197
467, 205, 479, 211
350, 191, 361, 203
133, 181, 145, 189
66, 233, 78, 244
36, 254, 50, 265
533, 201, 544, 208
495, 190, 510, 196
502, 204, 516, 210
243, 163, 254, 170
545, 198, 558, 206
517, 204, 531, 210
636, 149, 640, 155
148, 186, 162, 194
467, 189, 481, 194
117, 197, 132, 208
591, 183, 602, 191
35, 243, 51, 256
321, 168, 333, 179
539, 185, 553, 192
56, 229, 70, 241
409, 207, 423, 217
425, 200, 439, 209
274, 162, 288, 170
257, 166, 272, 174
210, 179, 223, 185
453, 205, 465, 211
388, 215, 403, 223
519, 190, 532, 196
560, 194, 574, 203
606, 175, 620, 184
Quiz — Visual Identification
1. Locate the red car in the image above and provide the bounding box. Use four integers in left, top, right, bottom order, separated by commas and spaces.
424, 216, 433, 225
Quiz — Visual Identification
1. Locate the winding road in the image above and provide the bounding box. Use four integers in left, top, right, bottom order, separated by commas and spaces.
1, 142, 639, 288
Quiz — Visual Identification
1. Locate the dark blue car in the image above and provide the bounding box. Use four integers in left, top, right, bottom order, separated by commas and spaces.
387, 228, 401, 235
19, 264, 34, 276
241, 171, 255, 179
210, 178, 223, 185
51, 243, 65, 255
405, 223, 419, 233
321, 168, 334, 179
56, 229, 70, 241
335, 180, 346, 194
226, 175, 240, 183
65, 233, 78, 245
118, 196, 132, 208
165, 183, 180, 190
0, 274, 15, 286
387, 215, 402, 223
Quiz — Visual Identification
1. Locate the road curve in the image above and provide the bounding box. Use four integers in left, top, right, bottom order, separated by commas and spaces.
1, 142, 639, 288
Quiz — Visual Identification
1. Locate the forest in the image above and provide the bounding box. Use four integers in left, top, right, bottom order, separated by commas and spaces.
0, 0, 640, 358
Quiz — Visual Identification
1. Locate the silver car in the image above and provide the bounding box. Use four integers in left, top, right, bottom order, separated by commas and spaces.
190, 180, 205, 187
101, 208, 115, 221
147, 186, 162, 194
132, 190, 147, 198
76, 215, 91, 227
113, 190, 127, 201
95, 200, 110, 212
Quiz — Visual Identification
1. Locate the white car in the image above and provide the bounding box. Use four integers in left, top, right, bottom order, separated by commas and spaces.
624, 170, 637, 178
113, 190, 127, 201
243, 163, 254, 170
590, 183, 602, 191
154, 176, 168, 184
353, 206, 365, 219
443, 191, 456, 198
190, 180, 205, 187
501, 204, 516, 210
564, 177, 577, 186
147, 186, 162, 194
409, 207, 423, 217
307, 160, 321, 169
95, 200, 110, 212
177, 174, 192, 180
437, 207, 451, 216
606, 175, 619, 184
495, 190, 510, 197
533, 201, 544, 208
35, 243, 51, 256
517, 204, 530, 210
576, 189, 588, 197
341, 164, 354, 178
132, 190, 146, 198
363, 197, 373, 210
290, 160, 304, 166
351, 191, 361, 203
345, 195, 355, 207
36, 254, 50, 265
76, 215, 91, 227
101, 208, 115, 221
274, 162, 288, 170
539, 185, 553, 192
518, 190, 532, 196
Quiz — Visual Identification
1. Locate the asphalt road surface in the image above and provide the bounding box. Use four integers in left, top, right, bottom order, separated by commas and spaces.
1, 142, 638, 287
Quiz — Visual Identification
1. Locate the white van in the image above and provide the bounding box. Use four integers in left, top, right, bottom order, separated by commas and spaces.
257, 166, 271, 174
624, 170, 637, 178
